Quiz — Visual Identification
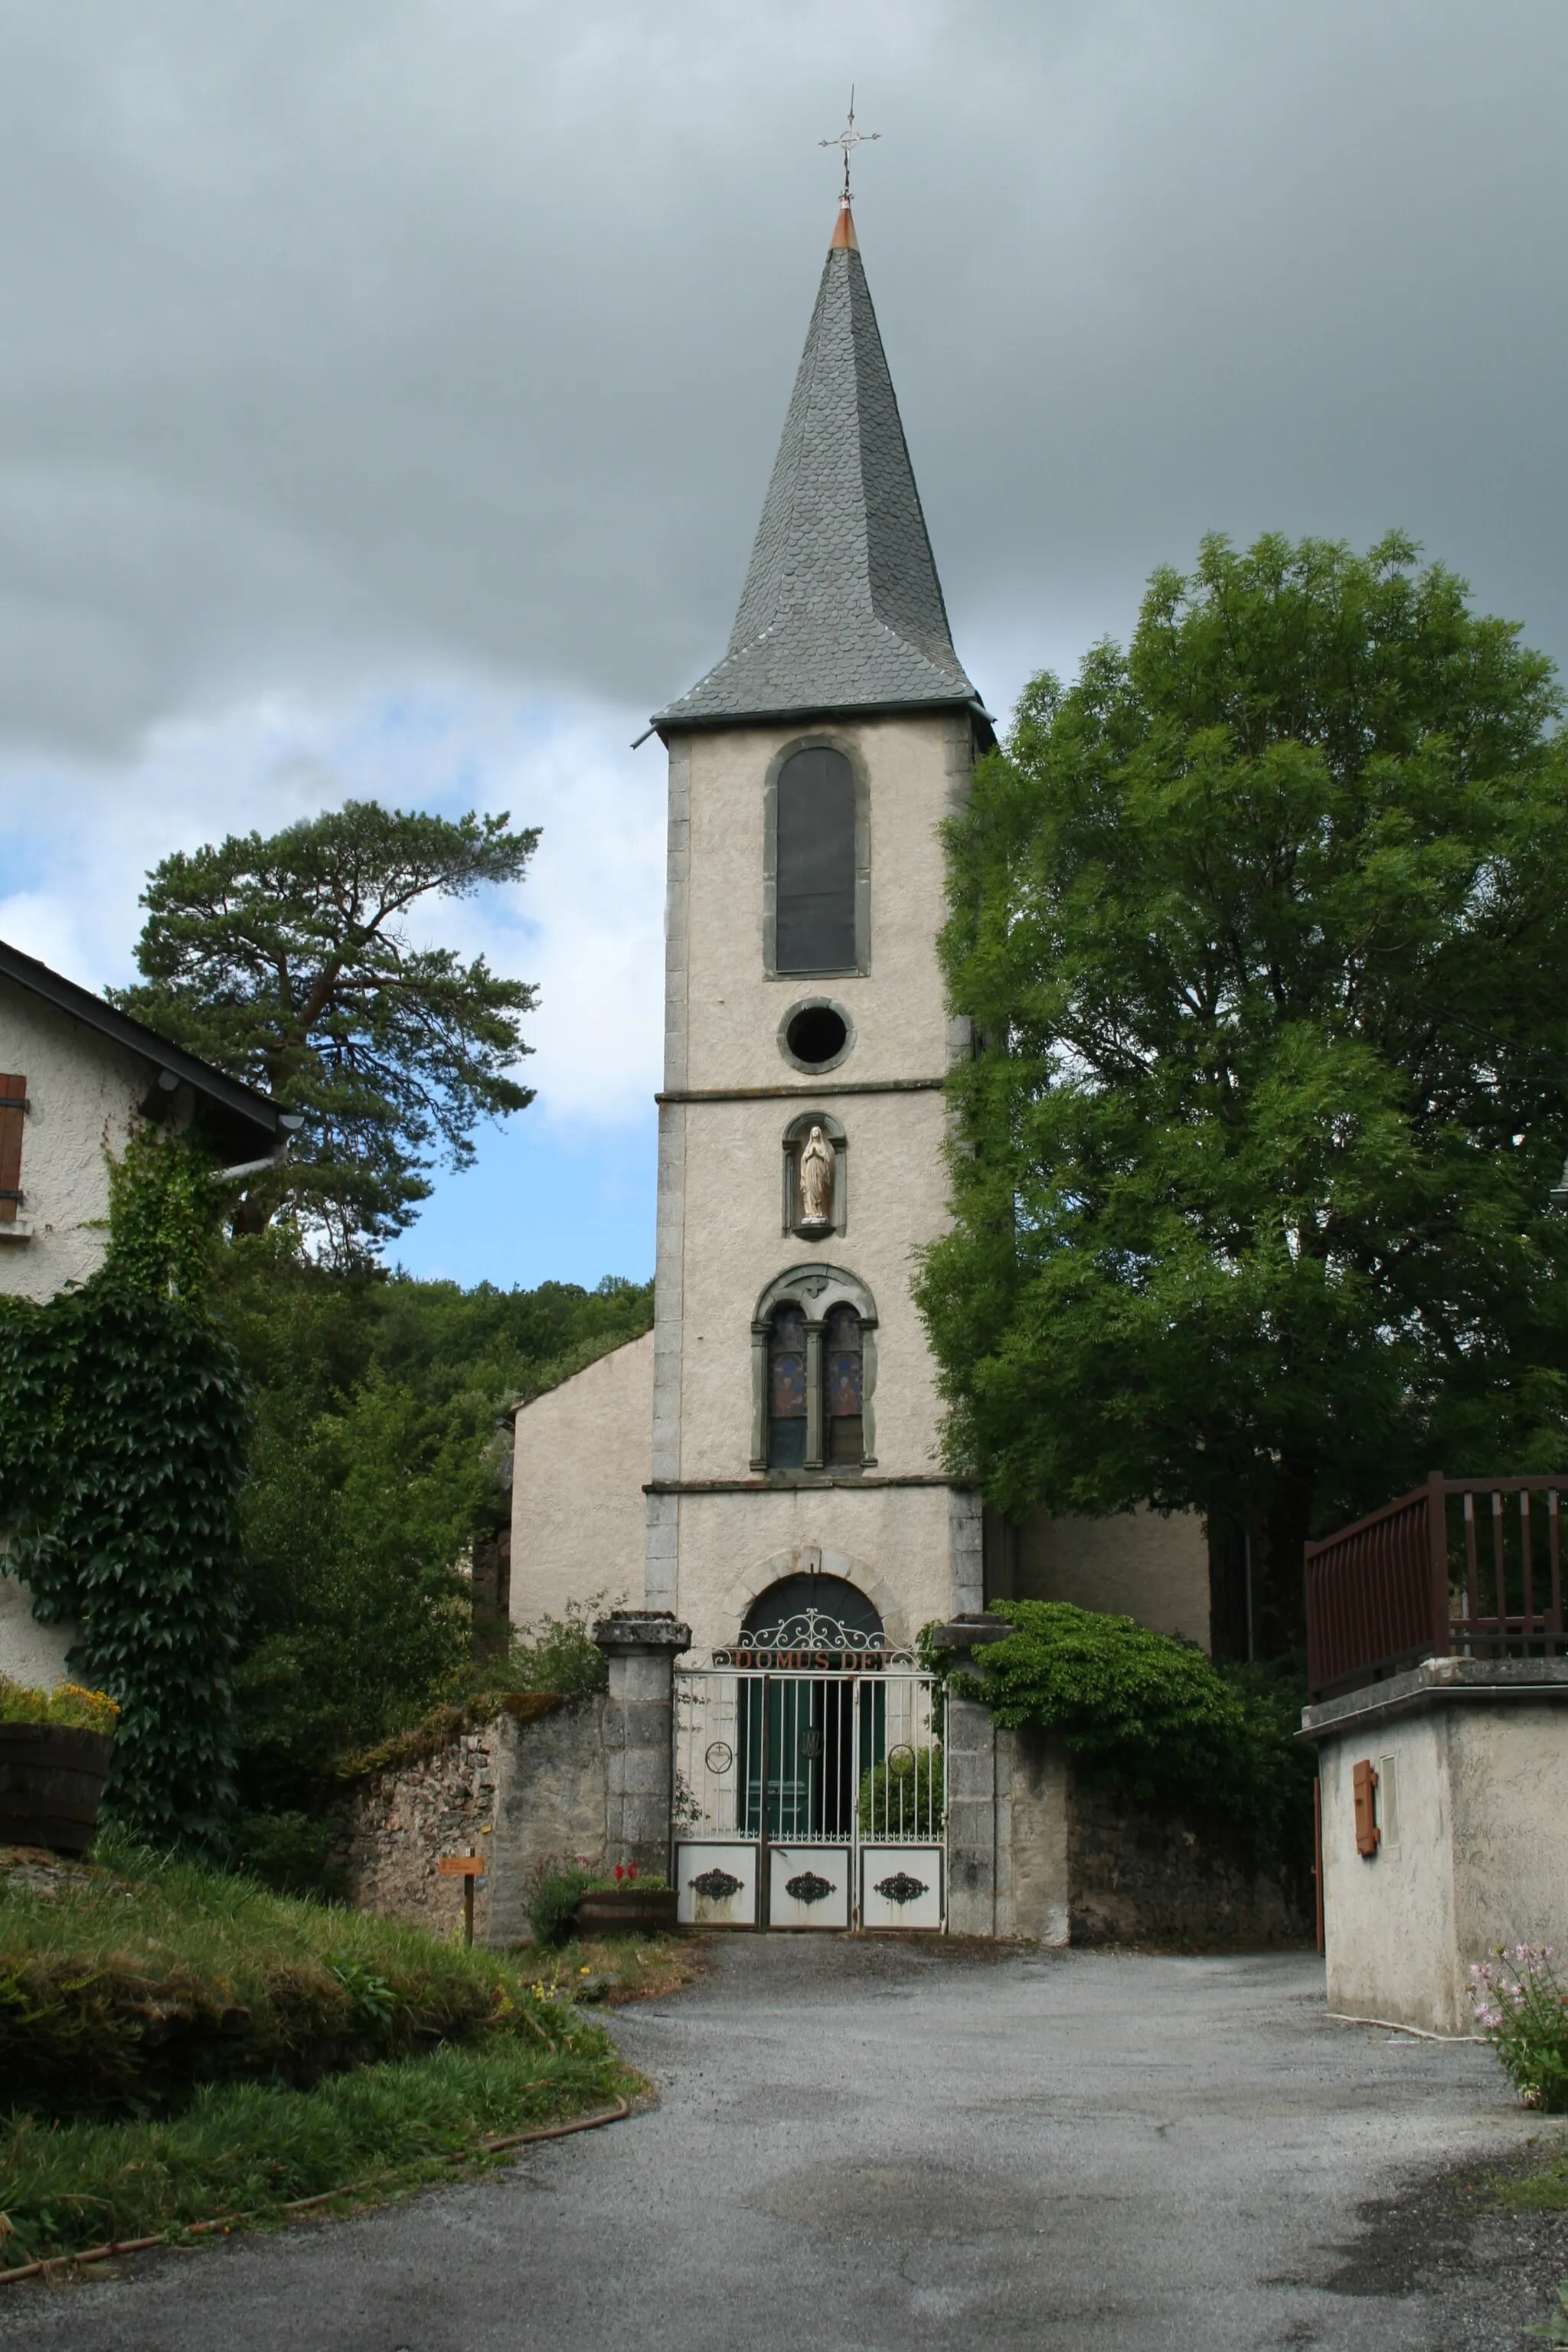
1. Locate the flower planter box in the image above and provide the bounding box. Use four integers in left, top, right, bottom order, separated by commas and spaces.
572, 1885, 679, 1938
0, 1724, 116, 1855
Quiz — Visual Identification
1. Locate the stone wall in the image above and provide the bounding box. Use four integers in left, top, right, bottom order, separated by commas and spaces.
336, 1695, 608, 1946
1066, 1775, 1305, 1949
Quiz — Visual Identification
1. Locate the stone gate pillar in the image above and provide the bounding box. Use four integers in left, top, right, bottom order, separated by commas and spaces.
930, 1614, 1011, 1939
594, 1608, 691, 1879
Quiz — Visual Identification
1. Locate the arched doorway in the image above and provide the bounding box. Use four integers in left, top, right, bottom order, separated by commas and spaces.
675, 1579, 944, 1934
730, 1576, 887, 1858
740, 1572, 884, 1660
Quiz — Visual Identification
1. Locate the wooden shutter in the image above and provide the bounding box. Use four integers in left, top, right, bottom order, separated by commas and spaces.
1352, 1758, 1380, 1857
0, 1074, 24, 1224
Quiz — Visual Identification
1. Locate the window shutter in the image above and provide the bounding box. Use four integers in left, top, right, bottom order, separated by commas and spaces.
0, 1074, 25, 1224
1352, 1758, 1380, 1858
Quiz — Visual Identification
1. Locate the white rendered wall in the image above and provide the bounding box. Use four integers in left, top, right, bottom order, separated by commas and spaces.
648, 712, 969, 1650
510, 1331, 655, 1629
658, 1485, 953, 1661
1016, 1508, 1212, 1651
0, 1569, 74, 1691
0, 986, 155, 1681
1314, 1668, 1568, 2034
0, 983, 149, 1304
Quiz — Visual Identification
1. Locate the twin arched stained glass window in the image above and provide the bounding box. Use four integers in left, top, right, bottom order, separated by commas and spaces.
766, 1300, 864, 1469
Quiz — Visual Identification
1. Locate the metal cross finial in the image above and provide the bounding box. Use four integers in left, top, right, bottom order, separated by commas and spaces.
820, 87, 879, 207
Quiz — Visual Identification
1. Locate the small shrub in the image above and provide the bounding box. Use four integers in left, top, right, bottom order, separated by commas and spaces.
528, 1858, 596, 1949
858, 1745, 944, 1838
923, 1599, 1315, 1876
479, 1594, 616, 1707
1472, 1945, 1568, 2112
1527, 2283, 1568, 2344
227, 1808, 343, 1897
524, 1856, 668, 1946
0, 1675, 120, 1734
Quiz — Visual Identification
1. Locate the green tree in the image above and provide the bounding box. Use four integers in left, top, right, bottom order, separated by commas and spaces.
112, 801, 538, 1259
213, 1243, 653, 1815
918, 532, 1568, 1652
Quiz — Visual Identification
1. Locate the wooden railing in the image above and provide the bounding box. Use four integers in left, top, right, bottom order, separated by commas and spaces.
1305, 1472, 1568, 1700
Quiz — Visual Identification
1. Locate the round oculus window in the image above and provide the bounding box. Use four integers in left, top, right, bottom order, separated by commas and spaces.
783, 1002, 849, 1069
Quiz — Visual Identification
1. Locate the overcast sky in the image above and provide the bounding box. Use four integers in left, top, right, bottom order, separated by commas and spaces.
2, 1, 1565, 1285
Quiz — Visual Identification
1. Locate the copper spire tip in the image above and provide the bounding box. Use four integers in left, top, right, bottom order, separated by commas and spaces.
829, 200, 858, 252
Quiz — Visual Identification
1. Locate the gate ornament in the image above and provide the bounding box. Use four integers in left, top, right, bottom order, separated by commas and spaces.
704, 1741, 734, 1775
874, 1872, 928, 1906
715, 1605, 916, 1670
784, 1870, 835, 1904
690, 1867, 744, 1902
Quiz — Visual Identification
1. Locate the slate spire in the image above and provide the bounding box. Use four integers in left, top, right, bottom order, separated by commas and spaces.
654, 207, 981, 730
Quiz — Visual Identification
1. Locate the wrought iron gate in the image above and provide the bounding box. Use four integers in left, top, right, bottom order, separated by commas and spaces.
672, 1615, 945, 1931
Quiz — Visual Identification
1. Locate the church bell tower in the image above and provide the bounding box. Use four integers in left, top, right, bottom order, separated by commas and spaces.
642, 186, 992, 1661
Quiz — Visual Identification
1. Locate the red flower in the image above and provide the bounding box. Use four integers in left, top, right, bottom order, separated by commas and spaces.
613, 1864, 625, 1880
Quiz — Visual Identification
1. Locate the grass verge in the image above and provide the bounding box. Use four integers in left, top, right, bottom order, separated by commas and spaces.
521, 1933, 702, 2007
0, 1841, 554, 2115
0, 2036, 638, 2269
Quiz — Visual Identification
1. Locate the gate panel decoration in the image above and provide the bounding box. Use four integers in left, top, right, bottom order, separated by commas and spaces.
673, 1601, 946, 1930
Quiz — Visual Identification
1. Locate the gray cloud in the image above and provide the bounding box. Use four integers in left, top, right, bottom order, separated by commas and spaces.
1, 0, 1566, 756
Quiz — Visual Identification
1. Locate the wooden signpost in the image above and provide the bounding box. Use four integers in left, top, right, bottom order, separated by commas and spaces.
439, 1851, 486, 1945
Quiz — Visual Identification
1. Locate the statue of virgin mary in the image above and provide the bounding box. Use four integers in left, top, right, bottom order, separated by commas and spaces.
798, 1126, 835, 1231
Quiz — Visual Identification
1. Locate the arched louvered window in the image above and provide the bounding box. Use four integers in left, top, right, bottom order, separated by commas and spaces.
824, 1303, 864, 1465
767, 1302, 808, 1469
775, 746, 855, 974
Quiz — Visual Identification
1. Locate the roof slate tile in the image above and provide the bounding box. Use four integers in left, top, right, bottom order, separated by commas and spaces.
654, 228, 979, 730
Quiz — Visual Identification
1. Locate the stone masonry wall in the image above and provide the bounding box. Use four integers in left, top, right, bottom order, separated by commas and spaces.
336, 1697, 608, 1946
1066, 1779, 1307, 1949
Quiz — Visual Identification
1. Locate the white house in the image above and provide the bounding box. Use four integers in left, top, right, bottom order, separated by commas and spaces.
0, 934, 288, 1684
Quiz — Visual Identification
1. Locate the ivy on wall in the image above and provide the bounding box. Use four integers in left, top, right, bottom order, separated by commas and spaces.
0, 1126, 247, 1847
924, 1599, 1315, 1874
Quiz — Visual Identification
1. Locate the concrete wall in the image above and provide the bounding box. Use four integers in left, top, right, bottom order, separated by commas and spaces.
658, 1487, 954, 1665
1308, 1660, 1568, 2034
0, 981, 149, 1304
509, 1331, 654, 1629
1013, 1506, 1212, 1651
1001, 1725, 1071, 1945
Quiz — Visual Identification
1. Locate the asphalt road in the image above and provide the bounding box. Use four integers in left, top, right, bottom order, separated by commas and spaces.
2, 1936, 1549, 2351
